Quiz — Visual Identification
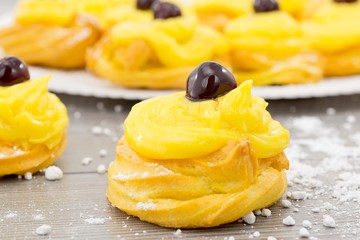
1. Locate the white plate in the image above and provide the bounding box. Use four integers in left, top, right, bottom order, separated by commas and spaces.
30, 66, 179, 100
27, 66, 360, 100
2, 13, 360, 100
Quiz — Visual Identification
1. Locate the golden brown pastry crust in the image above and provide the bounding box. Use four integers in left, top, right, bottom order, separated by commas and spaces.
108, 138, 289, 228
87, 36, 230, 89
87, 37, 194, 89
233, 52, 324, 85
0, 134, 66, 176
323, 46, 360, 76
0, 15, 101, 69
225, 11, 324, 86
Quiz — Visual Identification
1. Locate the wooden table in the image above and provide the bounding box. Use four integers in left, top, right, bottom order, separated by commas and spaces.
1, 2, 360, 239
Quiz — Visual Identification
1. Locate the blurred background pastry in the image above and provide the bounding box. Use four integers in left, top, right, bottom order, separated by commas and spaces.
302, 0, 360, 76
225, 0, 323, 86
0, 0, 102, 69
190, 0, 251, 32
0, 0, 358, 88
87, 1, 229, 89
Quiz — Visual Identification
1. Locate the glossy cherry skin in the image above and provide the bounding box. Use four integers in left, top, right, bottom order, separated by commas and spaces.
254, 0, 280, 13
186, 62, 237, 101
0, 57, 30, 86
152, 1, 182, 19
137, 0, 157, 10
334, 0, 357, 3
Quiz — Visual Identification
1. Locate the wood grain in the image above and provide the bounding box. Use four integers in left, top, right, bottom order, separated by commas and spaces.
0, 172, 354, 239
1, 93, 359, 239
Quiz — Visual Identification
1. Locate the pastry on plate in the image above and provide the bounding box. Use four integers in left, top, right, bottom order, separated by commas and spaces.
190, 0, 251, 32
278, 0, 325, 20
0, 57, 68, 176
302, 0, 360, 76
0, 0, 101, 69
225, 0, 323, 86
108, 62, 290, 228
87, 1, 229, 89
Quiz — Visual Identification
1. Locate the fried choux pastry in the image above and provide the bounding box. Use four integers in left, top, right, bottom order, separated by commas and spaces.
191, 0, 251, 32
87, 2, 229, 89
0, 57, 68, 176
302, 0, 360, 76
108, 62, 290, 228
0, 0, 101, 69
225, 0, 323, 86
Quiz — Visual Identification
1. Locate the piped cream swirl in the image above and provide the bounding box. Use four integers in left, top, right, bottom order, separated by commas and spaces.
0, 75, 68, 150
125, 80, 289, 159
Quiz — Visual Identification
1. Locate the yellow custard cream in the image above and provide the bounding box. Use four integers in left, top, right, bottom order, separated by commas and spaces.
15, 0, 76, 26
125, 80, 289, 160
191, 0, 251, 32
15, 0, 131, 27
301, 1, 360, 76
278, 0, 325, 20
302, 2, 360, 53
224, 11, 323, 85
0, 75, 68, 150
110, 17, 228, 68
226, 12, 306, 63
87, 12, 229, 89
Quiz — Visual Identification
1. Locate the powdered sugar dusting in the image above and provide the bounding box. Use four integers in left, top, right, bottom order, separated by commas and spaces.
112, 167, 174, 180
84, 218, 106, 225
35, 224, 51, 235
136, 200, 156, 211
5, 212, 17, 218
45, 166, 63, 181
1, 97, 360, 239
285, 116, 360, 201
112, 172, 148, 180
281, 113, 360, 238
0, 146, 25, 158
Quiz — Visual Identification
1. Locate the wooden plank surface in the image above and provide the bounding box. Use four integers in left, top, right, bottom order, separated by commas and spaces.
0, 173, 357, 239
1, 93, 359, 239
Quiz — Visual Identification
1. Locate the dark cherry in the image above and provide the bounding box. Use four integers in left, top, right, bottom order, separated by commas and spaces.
0, 56, 30, 86
334, 0, 357, 3
186, 62, 237, 101
152, 1, 182, 19
254, 0, 280, 13
136, 0, 157, 10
